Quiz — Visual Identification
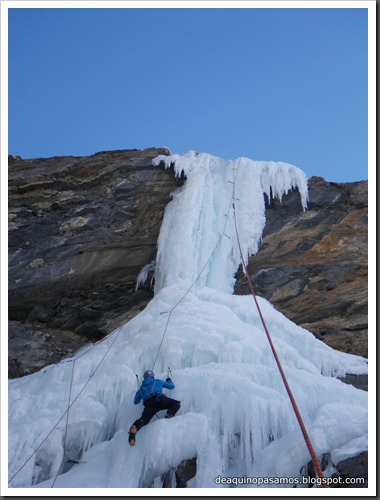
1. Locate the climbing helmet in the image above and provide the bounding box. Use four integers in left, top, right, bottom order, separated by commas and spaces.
143, 370, 154, 379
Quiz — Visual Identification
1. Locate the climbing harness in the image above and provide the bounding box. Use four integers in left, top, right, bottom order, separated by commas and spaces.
231, 162, 328, 488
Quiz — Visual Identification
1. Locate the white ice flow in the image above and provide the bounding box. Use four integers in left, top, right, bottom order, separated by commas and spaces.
8, 151, 367, 489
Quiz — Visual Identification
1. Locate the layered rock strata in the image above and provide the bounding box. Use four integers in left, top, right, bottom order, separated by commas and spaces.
8, 148, 181, 377
234, 176, 368, 357
8, 152, 368, 377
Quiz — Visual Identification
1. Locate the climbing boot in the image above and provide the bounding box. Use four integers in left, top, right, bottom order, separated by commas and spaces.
129, 425, 137, 446
164, 412, 174, 419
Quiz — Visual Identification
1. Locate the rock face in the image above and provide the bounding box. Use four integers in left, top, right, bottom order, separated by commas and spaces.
161, 457, 197, 488
305, 450, 368, 488
334, 451, 368, 488
8, 153, 368, 378
234, 176, 368, 358
8, 148, 182, 377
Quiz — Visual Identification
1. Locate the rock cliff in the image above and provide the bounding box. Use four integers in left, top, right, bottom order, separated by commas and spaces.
8, 148, 183, 377
8, 150, 367, 377
235, 176, 368, 357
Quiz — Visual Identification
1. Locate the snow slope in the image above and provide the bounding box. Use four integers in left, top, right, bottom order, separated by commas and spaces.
7, 152, 368, 491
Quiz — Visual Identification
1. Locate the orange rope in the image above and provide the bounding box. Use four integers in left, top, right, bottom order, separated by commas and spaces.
10, 161, 328, 488
232, 199, 328, 488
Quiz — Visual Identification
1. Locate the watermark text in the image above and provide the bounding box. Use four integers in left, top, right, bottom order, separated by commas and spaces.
214, 474, 365, 487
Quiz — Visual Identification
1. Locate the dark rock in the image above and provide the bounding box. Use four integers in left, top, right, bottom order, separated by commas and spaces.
161, 457, 197, 488
235, 176, 368, 357
8, 154, 22, 163
8, 321, 90, 378
304, 451, 368, 488
175, 457, 197, 487
8, 155, 368, 377
338, 374, 368, 391
335, 451, 368, 488
8, 147, 182, 377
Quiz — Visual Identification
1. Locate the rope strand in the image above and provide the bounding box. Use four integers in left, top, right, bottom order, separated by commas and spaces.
10, 158, 328, 489
231, 163, 328, 488
9, 327, 122, 486
152, 160, 236, 370
51, 358, 76, 487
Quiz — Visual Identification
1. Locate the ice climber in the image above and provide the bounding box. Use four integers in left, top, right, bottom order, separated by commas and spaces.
128, 370, 181, 446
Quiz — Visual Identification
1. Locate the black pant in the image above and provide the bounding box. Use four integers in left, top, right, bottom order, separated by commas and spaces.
131, 395, 181, 432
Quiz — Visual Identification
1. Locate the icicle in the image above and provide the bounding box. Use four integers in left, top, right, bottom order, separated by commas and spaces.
8, 151, 367, 490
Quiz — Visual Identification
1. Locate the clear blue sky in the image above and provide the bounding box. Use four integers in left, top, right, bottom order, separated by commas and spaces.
8, 5, 369, 182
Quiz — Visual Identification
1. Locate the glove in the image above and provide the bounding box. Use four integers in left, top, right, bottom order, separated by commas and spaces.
166, 377, 172, 382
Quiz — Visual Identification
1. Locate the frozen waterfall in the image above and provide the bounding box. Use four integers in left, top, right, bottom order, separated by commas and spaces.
7, 151, 368, 492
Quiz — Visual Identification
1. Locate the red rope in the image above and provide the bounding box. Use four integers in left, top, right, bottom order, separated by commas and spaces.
232, 202, 328, 488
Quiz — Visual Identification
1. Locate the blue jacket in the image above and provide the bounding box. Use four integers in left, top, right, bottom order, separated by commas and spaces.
134, 376, 175, 405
